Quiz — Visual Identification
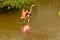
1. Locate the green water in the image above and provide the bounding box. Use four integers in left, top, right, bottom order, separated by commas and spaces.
0, 0, 60, 40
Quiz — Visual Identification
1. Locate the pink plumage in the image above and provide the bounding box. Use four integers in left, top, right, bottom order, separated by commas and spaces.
23, 25, 30, 33
20, 9, 26, 19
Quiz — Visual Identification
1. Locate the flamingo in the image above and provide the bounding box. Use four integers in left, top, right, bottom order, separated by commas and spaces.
21, 4, 35, 35
20, 4, 35, 20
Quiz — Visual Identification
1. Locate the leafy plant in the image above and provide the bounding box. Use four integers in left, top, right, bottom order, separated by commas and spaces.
0, 0, 36, 10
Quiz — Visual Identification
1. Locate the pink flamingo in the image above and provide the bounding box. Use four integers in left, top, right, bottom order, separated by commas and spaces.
20, 4, 35, 20
21, 4, 35, 35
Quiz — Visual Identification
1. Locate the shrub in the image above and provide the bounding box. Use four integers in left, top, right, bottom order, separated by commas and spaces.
0, 0, 36, 10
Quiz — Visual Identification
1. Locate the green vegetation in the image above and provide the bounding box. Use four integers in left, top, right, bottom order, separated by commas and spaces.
0, 0, 36, 10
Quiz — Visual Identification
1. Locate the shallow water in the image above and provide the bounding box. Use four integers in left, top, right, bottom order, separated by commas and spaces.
0, 0, 60, 40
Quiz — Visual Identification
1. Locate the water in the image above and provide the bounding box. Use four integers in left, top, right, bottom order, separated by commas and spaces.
0, 0, 60, 40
